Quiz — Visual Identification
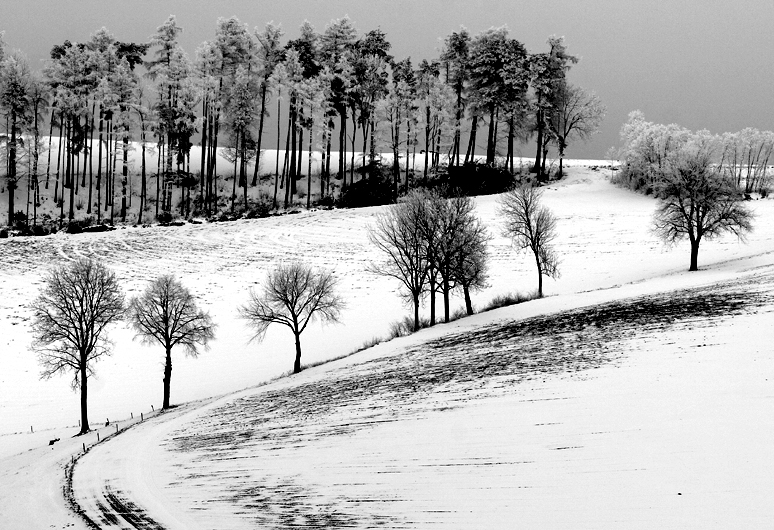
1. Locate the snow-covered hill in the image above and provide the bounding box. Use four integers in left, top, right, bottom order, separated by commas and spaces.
1, 164, 772, 528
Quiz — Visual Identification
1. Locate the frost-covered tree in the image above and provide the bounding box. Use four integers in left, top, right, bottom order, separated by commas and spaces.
251, 22, 284, 186
128, 275, 215, 409
415, 60, 455, 180
528, 36, 578, 179
31, 259, 125, 434
467, 27, 528, 166
499, 185, 560, 297
352, 29, 392, 170
147, 17, 198, 218
439, 28, 471, 167
240, 262, 343, 374
653, 143, 754, 271
321, 17, 357, 184
0, 51, 35, 226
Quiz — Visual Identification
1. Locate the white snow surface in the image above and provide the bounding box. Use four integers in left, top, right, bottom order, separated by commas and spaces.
1, 163, 773, 528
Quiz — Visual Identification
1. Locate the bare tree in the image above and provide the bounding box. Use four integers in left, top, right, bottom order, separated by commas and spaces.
452, 215, 490, 316
240, 263, 343, 373
425, 192, 488, 322
128, 275, 216, 409
368, 191, 430, 331
499, 185, 560, 297
546, 83, 605, 177
30, 259, 125, 434
653, 145, 754, 271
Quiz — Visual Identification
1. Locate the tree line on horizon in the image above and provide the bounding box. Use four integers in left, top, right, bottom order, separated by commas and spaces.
0, 16, 604, 229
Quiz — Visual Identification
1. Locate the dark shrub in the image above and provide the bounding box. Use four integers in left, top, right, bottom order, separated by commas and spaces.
428, 162, 516, 197
32, 224, 49, 237
156, 211, 173, 224
244, 196, 272, 219
12, 211, 27, 230
338, 162, 395, 208
316, 195, 335, 209
65, 222, 83, 234
0, 229, 7, 239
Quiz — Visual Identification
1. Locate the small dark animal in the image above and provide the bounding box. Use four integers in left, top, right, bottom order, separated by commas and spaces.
48, 438, 60, 446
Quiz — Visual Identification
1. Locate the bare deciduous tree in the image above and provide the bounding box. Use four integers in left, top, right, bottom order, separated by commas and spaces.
30, 258, 125, 434
368, 191, 429, 331
499, 185, 559, 297
452, 214, 490, 316
653, 145, 754, 271
128, 275, 216, 409
240, 263, 343, 373
546, 83, 605, 177
425, 192, 489, 322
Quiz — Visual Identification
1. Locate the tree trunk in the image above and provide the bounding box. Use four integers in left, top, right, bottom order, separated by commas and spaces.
96, 111, 104, 222
54, 113, 63, 204
307, 125, 313, 209
68, 121, 76, 222
413, 294, 420, 332
350, 110, 357, 183
429, 275, 436, 326
293, 333, 302, 374
200, 98, 208, 214
534, 107, 544, 179
689, 239, 700, 271
325, 129, 332, 195
7, 108, 15, 226
463, 284, 473, 315
339, 110, 347, 188
87, 104, 95, 214
139, 126, 146, 225
465, 116, 478, 165
273, 98, 282, 209
443, 276, 450, 323
231, 133, 239, 213
486, 104, 496, 165
252, 84, 268, 186
424, 107, 431, 182
45, 108, 55, 189
163, 346, 172, 410
121, 134, 128, 222
536, 253, 544, 297
79, 361, 89, 434
285, 99, 297, 209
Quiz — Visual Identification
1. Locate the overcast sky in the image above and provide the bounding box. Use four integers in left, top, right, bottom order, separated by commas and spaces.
3, 0, 773, 159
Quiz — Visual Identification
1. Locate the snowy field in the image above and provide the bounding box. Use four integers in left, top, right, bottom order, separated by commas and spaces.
1, 163, 773, 528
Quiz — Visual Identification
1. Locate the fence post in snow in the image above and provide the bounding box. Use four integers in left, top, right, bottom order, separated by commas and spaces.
131, 412, 133, 419
115, 424, 118, 434
30, 426, 33, 433
141, 413, 143, 422
97, 432, 99, 442
82, 443, 85, 452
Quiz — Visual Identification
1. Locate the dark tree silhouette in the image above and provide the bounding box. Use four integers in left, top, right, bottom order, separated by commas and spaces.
128, 275, 216, 409
653, 147, 754, 271
30, 259, 125, 435
499, 185, 560, 297
368, 191, 430, 331
240, 263, 343, 373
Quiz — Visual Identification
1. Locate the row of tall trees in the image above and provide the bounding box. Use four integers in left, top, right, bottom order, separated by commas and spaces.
1, 17, 604, 227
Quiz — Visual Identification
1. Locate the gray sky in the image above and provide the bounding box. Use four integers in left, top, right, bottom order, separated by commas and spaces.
3, 0, 773, 159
